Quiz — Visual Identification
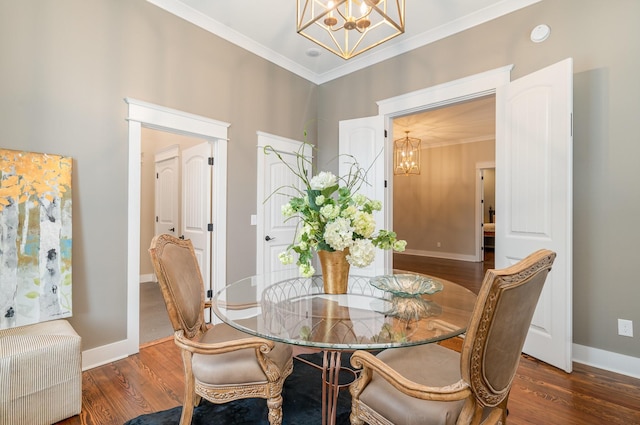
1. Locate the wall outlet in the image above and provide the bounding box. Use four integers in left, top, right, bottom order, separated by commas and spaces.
618, 319, 633, 337
437, 242, 441, 248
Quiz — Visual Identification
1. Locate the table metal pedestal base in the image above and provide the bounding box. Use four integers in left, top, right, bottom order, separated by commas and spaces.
294, 350, 358, 425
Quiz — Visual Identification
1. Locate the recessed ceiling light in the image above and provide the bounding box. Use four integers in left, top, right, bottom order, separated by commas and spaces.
306, 48, 321, 57
530, 24, 551, 43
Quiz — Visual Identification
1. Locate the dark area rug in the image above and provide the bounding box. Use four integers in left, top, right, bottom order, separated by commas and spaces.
124, 352, 352, 425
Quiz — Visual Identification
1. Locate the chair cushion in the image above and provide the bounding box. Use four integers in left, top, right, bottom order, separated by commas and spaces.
192, 323, 292, 386
359, 344, 465, 425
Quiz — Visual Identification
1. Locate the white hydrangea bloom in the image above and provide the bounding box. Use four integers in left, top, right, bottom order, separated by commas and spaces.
353, 193, 368, 206
310, 172, 337, 190
393, 240, 407, 252
347, 239, 375, 267
341, 205, 358, 219
278, 252, 294, 265
323, 217, 353, 251
315, 194, 325, 205
299, 263, 315, 277
353, 211, 376, 238
320, 204, 341, 220
281, 203, 295, 217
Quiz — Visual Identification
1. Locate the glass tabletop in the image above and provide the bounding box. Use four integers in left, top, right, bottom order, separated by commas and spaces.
212, 273, 477, 351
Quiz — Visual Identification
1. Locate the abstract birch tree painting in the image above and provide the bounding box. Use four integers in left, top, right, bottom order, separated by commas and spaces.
0, 148, 72, 330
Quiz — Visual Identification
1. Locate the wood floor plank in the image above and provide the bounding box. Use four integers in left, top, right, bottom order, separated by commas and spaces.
55, 254, 640, 424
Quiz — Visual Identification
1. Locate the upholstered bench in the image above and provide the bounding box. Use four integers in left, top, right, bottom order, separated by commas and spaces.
0, 319, 82, 424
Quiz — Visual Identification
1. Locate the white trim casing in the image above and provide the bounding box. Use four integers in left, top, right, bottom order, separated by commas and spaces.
573, 344, 640, 380
81, 98, 229, 370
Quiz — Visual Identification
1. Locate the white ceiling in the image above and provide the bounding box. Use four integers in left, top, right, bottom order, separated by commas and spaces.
147, 1, 524, 145
392, 95, 495, 147
147, 0, 540, 85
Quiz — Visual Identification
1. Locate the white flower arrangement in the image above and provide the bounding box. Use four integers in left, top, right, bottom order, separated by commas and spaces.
265, 142, 407, 278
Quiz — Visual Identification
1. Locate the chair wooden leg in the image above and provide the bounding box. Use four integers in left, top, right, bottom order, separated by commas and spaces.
180, 388, 196, 425
349, 407, 365, 425
180, 352, 196, 425
267, 394, 284, 425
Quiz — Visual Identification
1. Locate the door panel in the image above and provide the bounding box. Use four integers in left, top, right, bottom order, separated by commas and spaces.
154, 156, 179, 237
256, 133, 310, 279
496, 58, 573, 372
339, 116, 387, 276
182, 142, 213, 309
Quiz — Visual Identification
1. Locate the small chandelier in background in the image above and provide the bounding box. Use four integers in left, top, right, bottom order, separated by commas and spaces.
296, 0, 405, 60
394, 131, 421, 175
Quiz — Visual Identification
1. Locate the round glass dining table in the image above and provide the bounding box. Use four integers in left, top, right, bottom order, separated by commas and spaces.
212, 272, 477, 425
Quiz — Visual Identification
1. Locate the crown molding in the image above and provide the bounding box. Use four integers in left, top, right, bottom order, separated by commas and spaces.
147, 0, 541, 85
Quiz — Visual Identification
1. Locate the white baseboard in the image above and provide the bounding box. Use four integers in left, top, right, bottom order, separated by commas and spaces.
572, 343, 640, 379
81, 338, 137, 371
140, 273, 156, 283
399, 249, 479, 262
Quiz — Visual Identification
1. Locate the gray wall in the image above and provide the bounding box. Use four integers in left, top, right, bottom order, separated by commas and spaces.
1, 0, 638, 361
393, 141, 494, 257
318, 0, 640, 358
0, 0, 317, 350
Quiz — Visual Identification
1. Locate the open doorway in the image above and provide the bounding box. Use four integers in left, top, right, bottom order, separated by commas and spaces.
139, 128, 203, 345
117, 98, 229, 366
481, 167, 496, 261
391, 95, 496, 270
348, 60, 572, 371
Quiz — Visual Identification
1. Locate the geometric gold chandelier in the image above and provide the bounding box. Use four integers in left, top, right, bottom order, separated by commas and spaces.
296, 0, 405, 60
393, 131, 421, 175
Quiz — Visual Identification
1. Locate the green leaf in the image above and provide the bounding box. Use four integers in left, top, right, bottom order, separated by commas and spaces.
25, 291, 40, 299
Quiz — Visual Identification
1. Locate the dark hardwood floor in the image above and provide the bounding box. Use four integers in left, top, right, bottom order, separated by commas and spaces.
393, 251, 495, 295
56, 252, 640, 425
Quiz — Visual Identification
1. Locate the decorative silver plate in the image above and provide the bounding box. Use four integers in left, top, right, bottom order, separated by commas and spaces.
369, 274, 444, 297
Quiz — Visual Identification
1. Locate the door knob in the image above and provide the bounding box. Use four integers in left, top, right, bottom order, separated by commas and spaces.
265, 235, 276, 241
169, 227, 175, 232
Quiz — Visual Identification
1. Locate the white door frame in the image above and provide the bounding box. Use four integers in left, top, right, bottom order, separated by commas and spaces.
376, 65, 513, 270
83, 99, 229, 368
377, 64, 573, 372
477, 161, 496, 262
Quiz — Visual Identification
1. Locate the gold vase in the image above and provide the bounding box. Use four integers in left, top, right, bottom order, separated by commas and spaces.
318, 248, 350, 294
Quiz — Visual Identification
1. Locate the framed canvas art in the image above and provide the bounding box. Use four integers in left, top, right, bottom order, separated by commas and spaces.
0, 148, 72, 329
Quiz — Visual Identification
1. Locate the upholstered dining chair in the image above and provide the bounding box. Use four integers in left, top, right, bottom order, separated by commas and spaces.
148, 234, 294, 425
349, 249, 556, 425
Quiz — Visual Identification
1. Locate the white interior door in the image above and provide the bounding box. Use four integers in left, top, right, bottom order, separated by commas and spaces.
256, 132, 311, 278
182, 142, 213, 308
496, 58, 573, 372
154, 148, 179, 238
338, 116, 387, 276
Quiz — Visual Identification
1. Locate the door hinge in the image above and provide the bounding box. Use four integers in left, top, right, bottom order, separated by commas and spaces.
570, 113, 573, 137
384, 180, 388, 188
384, 129, 387, 138
208, 157, 214, 166
156, 172, 159, 179
206, 289, 213, 298
208, 223, 213, 232
155, 216, 158, 222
